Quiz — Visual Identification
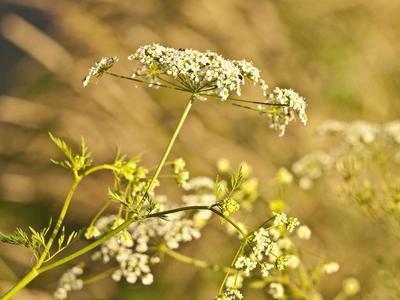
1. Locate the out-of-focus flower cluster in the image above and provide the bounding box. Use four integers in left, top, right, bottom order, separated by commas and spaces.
54, 266, 84, 300
292, 151, 333, 190
292, 120, 400, 189
292, 120, 400, 238
87, 180, 216, 286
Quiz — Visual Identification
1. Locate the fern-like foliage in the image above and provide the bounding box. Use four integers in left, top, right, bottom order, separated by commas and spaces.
0, 228, 31, 248
0, 220, 80, 262
0, 220, 52, 260
49, 133, 93, 173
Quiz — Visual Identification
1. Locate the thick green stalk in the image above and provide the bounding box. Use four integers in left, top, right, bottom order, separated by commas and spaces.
137, 95, 195, 210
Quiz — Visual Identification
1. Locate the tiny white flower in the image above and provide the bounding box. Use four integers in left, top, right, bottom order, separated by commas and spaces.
287, 255, 300, 269
226, 274, 244, 288
273, 212, 288, 227
83, 56, 119, 87
141, 273, 154, 285
260, 262, 274, 277
296, 225, 312, 240
342, 277, 360, 296
322, 262, 340, 274
269, 282, 285, 299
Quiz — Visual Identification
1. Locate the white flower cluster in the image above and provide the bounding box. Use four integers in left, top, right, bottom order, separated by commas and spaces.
182, 176, 215, 191
83, 56, 119, 87
83, 45, 308, 137
273, 212, 300, 232
233, 213, 300, 280
384, 121, 400, 144
128, 43, 268, 100
89, 212, 201, 284
292, 151, 333, 190
292, 120, 400, 190
269, 282, 285, 299
296, 225, 312, 240
216, 288, 244, 300
275, 167, 294, 185
172, 158, 190, 186
322, 261, 340, 274
54, 266, 84, 300
317, 120, 400, 147
264, 88, 308, 136
86, 185, 215, 288
182, 193, 216, 228
226, 274, 244, 289
317, 120, 378, 146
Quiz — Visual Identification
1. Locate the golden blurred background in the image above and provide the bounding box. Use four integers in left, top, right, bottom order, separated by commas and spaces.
0, 0, 400, 299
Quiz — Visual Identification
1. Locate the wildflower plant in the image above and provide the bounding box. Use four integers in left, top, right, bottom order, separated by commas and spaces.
0, 44, 310, 299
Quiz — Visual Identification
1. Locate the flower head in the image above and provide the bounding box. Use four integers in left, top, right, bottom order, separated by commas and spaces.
84, 45, 308, 137
83, 56, 119, 87
269, 282, 285, 299
296, 225, 312, 240
216, 288, 244, 300
54, 266, 84, 300
128, 43, 268, 100
264, 88, 307, 136
322, 261, 340, 274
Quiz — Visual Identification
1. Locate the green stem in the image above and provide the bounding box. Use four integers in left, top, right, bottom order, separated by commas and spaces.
160, 244, 236, 273
27, 95, 197, 278
218, 239, 248, 295
106, 71, 187, 92
1, 204, 245, 298
88, 201, 112, 228
82, 267, 119, 285
84, 164, 118, 176
0, 164, 121, 299
1, 177, 82, 300
36, 205, 245, 274
38, 177, 81, 265
137, 95, 195, 210
105, 71, 288, 108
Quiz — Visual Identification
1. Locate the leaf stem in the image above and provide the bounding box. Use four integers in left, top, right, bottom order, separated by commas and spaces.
159, 244, 236, 273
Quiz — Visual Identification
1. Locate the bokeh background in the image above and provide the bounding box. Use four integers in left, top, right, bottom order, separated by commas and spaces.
0, 0, 400, 299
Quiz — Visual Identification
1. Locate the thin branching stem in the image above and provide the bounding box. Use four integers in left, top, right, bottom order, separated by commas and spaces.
105, 71, 288, 108
159, 243, 236, 273
137, 94, 195, 211
218, 238, 248, 295
82, 267, 119, 285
